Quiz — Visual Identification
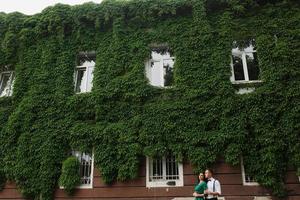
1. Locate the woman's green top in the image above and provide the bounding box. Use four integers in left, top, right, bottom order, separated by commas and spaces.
194, 181, 207, 200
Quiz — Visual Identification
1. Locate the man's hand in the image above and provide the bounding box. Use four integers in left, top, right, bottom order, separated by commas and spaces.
207, 191, 220, 196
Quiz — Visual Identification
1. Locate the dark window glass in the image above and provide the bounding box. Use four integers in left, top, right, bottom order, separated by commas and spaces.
246, 52, 259, 80
232, 55, 245, 81
163, 58, 174, 87
164, 65, 174, 86
152, 158, 163, 180
166, 155, 179, 180
0, 74, 10, 95
77, 52, 96, 66
75, 69, 86, 93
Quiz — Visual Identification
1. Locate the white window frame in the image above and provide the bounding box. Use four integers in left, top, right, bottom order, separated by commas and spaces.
60, 151, 94, 189
241, 158, 259, 186
75, 151, 94, 189
74, 60, 95, 94
230, 45, 261, 84
146, 156, 184, 188
145, 50, 175, 88
0, 71, 14, 97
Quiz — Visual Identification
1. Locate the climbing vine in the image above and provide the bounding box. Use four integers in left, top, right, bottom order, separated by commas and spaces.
0, 0, 299, 199
58, 156, 81, 195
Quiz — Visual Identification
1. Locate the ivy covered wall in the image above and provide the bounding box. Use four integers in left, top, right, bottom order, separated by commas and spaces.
0, 0, 299, 199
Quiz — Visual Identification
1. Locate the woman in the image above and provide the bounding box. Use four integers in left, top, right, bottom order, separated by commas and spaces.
193, 172, 208, 200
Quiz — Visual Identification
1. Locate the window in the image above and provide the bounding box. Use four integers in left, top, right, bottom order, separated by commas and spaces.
72, 151, 94, 188
145, 48, 175, 87
0, 71, 14, 97
241, 158, 259, 186
230, 41, 260, 84
146, 155, 183, 187
74, 52, 95, 93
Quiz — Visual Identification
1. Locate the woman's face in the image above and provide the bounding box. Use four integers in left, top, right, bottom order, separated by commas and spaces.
199, 173, 205, 181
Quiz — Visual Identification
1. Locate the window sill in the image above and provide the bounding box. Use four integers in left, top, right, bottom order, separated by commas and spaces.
76, 184, 93, 189
75, 91, 91, 94
232, 80, 263, 94
148, 85, 175, 89
59, 184, 93, 189
0, 95, 12, 98
231, 80, 263, 85
146, 181, 184, 188
243, 182, 260, 186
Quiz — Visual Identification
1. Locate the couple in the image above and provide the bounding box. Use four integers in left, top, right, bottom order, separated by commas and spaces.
193, 169, 221, 200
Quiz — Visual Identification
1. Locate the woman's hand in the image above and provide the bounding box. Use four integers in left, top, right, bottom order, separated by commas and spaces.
193, 192, 204, 197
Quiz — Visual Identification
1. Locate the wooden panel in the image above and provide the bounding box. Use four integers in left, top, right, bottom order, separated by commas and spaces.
212, 163, 241, 174
285, 172, 299, 184
1, 182, 300, 199
182, 163, 194, 175
184, 173, 243, 186
55, 184, 274, 198
0, 189, 23, 199
2, 182, 17, 189
1, 159, 300, 200
94, 163, 146, 177
92, 172, 245, 189
55, 198, 172, 200
93, 176, 146, 188
286, 184, 300, 195
225, 197, 262, 200
287, 196, 300, 200
55, 187, 194, 198
183, 162, 241, 175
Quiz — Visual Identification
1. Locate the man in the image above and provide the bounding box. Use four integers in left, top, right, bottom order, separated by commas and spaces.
205, 168, 221, 200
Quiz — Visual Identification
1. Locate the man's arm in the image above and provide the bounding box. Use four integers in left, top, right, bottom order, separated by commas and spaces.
211, 180, 221, 196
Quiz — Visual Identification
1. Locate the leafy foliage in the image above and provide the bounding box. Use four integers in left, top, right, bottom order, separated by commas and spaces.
0, 169, 6, 191
58, 156, 81, 195
0, 0, 299, 199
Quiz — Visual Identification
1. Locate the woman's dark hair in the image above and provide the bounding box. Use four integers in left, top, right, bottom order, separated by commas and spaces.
197, 172, 207, 183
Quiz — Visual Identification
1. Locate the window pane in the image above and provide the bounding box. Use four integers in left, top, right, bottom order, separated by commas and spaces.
146, 60, 164, 87
151, 158, 163, 180
0, 73, 12, 97
75, 69, 87, 93
246, 52, 259, 80
163, 58, 174, 87
244, 167, 256, 183
145, 50, 175, 87
232, 55, 245, 81
245, 174, 256, 183
86, 65, 95, 92
72, 151, 92, 185
243, 159, 257, 184
166, 155, 179, 180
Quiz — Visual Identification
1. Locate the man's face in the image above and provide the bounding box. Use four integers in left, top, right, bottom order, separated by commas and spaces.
205, 170, 212, 178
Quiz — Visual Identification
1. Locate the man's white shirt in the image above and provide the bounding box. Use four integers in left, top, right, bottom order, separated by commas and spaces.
206, 177, 221, 199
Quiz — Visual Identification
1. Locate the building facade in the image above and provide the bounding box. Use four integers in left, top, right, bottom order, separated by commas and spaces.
0, 0, 299, 200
